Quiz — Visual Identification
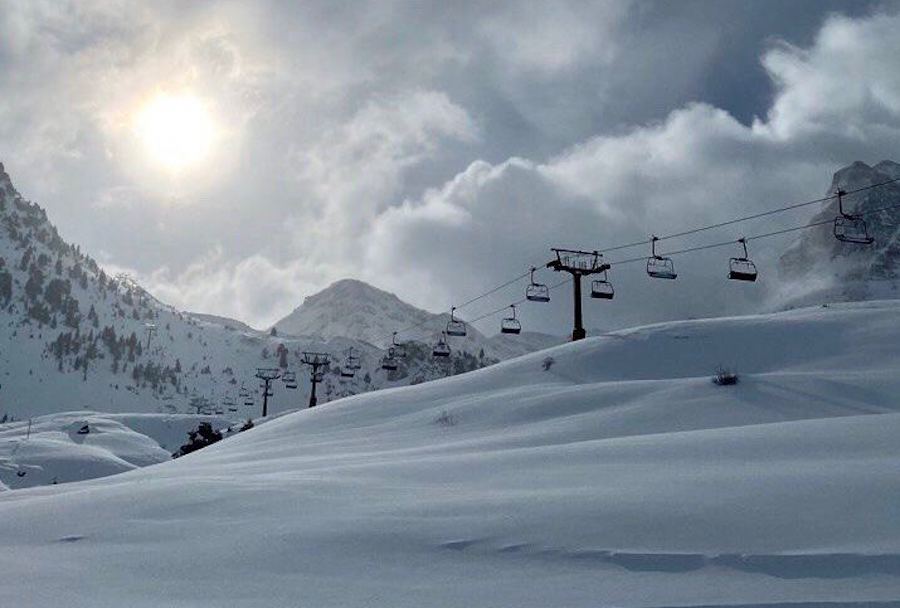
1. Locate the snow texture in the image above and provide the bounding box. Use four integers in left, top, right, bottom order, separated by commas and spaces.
2, 301, 900, 606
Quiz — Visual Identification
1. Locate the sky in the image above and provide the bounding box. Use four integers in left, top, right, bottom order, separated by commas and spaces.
2, 0, 900, 335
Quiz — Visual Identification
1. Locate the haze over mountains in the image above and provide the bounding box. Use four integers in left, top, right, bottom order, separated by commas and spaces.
0, 162, 558, 422
1, 157, 898, 424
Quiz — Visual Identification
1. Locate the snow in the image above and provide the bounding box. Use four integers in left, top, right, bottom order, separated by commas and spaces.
0, 411, 232, 489
2, 300, 900, 606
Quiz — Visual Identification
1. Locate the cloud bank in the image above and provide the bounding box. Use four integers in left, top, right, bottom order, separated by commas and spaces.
2, 2, 899, 333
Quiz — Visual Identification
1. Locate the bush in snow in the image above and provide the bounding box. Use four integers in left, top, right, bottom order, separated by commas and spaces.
712, 366, 739, 386
172, 422, 223, 458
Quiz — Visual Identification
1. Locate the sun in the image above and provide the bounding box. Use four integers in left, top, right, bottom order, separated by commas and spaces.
134, 93, 216, 171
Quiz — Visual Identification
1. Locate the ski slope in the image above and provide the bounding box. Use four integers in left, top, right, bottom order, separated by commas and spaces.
2, 301, 900, 607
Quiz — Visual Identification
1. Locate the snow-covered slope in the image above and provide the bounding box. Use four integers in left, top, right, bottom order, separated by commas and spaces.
2, 300, 900, 606
0, 411, 231, 489
0, 163, 528, 420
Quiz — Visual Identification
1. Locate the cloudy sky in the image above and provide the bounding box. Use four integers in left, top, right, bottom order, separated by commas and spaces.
2, 0, 899, 335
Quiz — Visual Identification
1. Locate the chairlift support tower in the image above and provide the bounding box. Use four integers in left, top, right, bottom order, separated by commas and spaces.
546, 248, 610, 342
144, 323, 157, 350
255, 367, 282, 418
301, 352, 331, 408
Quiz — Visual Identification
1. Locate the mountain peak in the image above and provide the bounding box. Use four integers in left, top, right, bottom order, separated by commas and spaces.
274, 279, 438, 345
778, 159, 900, 302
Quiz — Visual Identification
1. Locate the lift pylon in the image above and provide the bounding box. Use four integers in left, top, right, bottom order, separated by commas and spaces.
546, 248, 610, 341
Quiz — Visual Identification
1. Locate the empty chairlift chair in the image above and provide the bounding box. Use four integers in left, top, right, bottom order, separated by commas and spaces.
728, 238, 758, 282
590, 268, 614, 299
525, 267, 551, 302
833, 189, 875, 245
282, 371, 298, 390
500, 305, 522, 335
646, 236, 677, 280
446, 306, 467, 337
432, 332, 451, 358
381, 348, 399, 371
344, 347, 362, 371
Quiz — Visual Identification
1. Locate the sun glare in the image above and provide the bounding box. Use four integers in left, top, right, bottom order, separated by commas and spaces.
135, 93, 216, 171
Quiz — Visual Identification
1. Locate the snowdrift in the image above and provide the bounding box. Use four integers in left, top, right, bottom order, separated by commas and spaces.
2, 301, 900, 607
0, 412, 232, 489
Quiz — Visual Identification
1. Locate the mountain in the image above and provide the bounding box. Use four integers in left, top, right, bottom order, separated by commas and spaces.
274, 278, 564, 358
274, 279, 437, 346
5, 300, 900, 605
0, 163, 549, 422
777, 159, 900, 305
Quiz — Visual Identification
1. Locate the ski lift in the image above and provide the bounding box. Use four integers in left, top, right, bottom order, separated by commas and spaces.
282, 371, 298, 390
432, 332, 451, 358
590, 269, 614, 299
500, 305, 522, 335
525, 267, 551, 302
340, 367, 355, 378
243, 395, 254, 406
646, 236, 677, 280
228, 407, 238, 413
833, 189, 874, 245
381, 348, 399, 371
344, 347, 362, 371
214, 409, 224, 415
728, 238, 758, 282
446, 307, 467, 337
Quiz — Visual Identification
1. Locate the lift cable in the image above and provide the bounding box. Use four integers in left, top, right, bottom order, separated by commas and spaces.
595, 176, 900, 255
463, 198, 900, 326
382, 177, 900, 344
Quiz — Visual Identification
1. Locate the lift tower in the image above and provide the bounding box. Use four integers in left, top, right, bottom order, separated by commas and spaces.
547, 249, 610, 342
301, 352, 331, 408
255, 367, 282, 417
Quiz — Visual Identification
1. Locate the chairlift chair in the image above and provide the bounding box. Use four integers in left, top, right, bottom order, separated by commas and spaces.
432, 332, 451, 358
243, 397, 254, 406
344, 347, 362, 371
446, 307, 467, 337
228, 407, 238, 413
381, 348, 399, 371
500, 305, 522, 335
833, 189, 874, 245
728, 238, 758, 282
646, 236, 677, 279
282, 371, 298, 390
340, 368, 355, 378
590, 269, 614, 299
214, 409, 224, 415
525, 267, 551, 302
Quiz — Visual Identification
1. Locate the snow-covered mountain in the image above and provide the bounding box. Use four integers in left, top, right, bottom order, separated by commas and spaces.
0, 163, 553, 422
4, 300, 900, 605
274, 279, 438, 345
275, 277, 564, 358
777, 159, 900, 305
